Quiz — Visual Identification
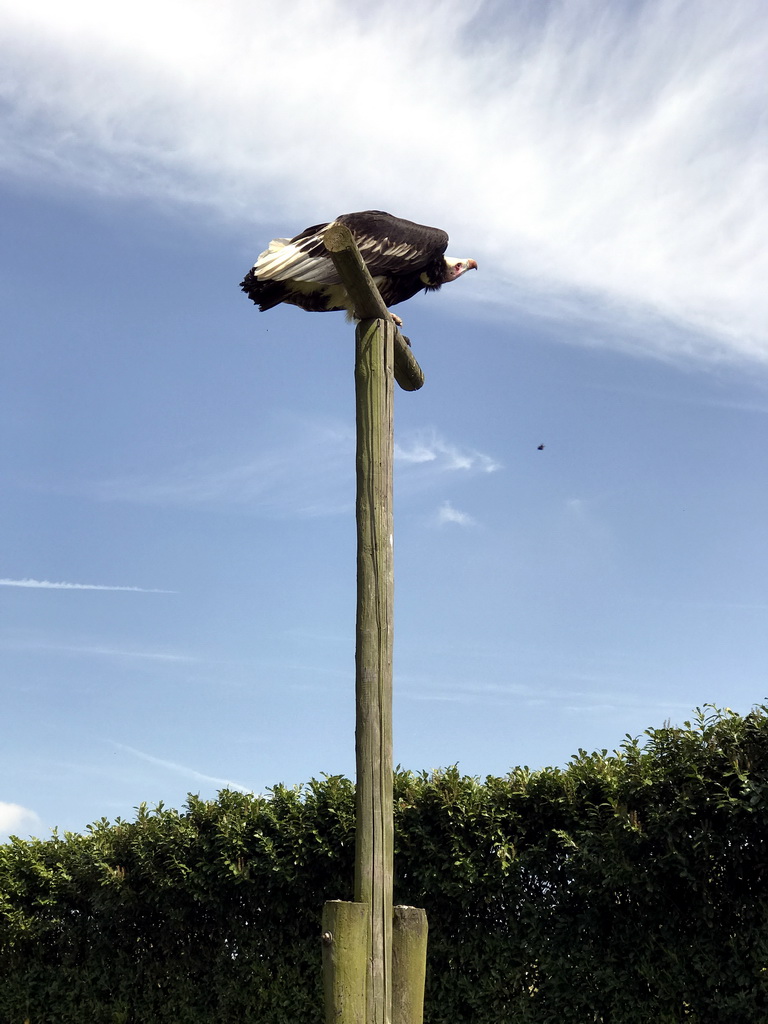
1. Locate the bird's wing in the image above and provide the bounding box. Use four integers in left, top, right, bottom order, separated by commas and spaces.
252, 212, 449, 284
252, 222, 339, 284
338, 211, 449, 276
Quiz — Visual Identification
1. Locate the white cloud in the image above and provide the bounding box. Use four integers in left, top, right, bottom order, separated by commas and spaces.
92, 420, 497, 515
400, 676, 696, 716
0, 0, 766, 362
93, 417, 355, 515
396, 431, 499, 474
116, 744, 252, 793
565, 498, 586, 516
0, 631, 197, 664
0, 578, 175, 592
51, 644, 196, 663
437, 500, 476, 527
0, 801, 42, 841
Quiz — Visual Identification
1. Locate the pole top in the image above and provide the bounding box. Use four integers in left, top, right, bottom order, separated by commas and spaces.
324, 224, 425, 392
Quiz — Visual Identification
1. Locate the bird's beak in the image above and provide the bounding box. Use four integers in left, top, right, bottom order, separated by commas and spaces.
467, 259, 478, 271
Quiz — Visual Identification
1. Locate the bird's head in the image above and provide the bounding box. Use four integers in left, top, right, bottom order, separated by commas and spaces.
443, 257, 478, 282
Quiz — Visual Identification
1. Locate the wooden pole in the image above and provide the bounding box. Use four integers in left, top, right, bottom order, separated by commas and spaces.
354, 315, 395, 1024
322, 900, 370, 1024
392, 907, 428, 1024
323, 223, 424, 392
321, 224, 428, 1024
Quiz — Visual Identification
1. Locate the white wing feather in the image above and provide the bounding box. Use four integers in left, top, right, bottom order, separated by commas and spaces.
254, 224, 340, 284
252, 213, 445, 285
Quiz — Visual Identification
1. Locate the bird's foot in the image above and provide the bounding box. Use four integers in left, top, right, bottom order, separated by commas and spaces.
390, 313, 403, 327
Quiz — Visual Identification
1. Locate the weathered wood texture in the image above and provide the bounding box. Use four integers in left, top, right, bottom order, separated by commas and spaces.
392, 907, 428, 1024
324, 224, 424, 392
321, 901, 369, 1024
354, 316, 395, 1024
320, 226, 429, 1024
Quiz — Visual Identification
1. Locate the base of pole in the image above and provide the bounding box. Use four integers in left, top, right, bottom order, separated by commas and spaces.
392, 906, 428, 1024
322, 901, 370, 1024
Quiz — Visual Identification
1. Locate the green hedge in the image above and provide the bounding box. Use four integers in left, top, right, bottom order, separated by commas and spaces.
2, 705, 768, 1023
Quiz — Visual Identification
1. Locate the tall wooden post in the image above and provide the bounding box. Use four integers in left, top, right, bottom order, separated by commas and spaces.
354, 315, 395, 1024
322, 901, 369, 1024
392, 906, 428, 1024
321, 225, 426, 1024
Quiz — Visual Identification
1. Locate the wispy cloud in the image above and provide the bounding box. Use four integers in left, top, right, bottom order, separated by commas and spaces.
401, 676, 695, 717
0, 0, 765, 362
92, 421, 498, 514
0, 630, 197, 664
53, 644, 196, 663
436, 500, 476, 527
0, 801, 43, 841
396, 431, 499, 474
116, 744, 252, 793
395, 431, 499, 519
93, 417, 355, 516
0, 578, 175, 593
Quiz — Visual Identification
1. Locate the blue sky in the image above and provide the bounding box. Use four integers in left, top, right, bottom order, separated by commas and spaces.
2, 0, 767, 841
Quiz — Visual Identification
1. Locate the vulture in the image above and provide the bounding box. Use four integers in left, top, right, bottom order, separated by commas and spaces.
240, 210, 476, 323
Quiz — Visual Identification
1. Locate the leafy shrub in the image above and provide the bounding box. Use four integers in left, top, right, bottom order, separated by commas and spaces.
2, 706, 767, 1022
